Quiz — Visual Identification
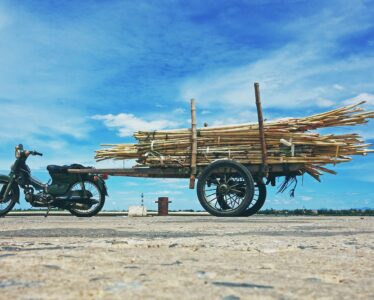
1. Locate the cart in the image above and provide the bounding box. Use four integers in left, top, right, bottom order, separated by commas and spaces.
68, 83, 307, 217
68, 161, 305, 217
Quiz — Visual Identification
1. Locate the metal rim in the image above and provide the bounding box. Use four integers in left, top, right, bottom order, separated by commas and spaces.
216, 182, 262, 210
69, 181, 102, 214
215, 181, 266, 216
245, 182, 263, 210
0, 182, 15, 213
200, 164, 253, 213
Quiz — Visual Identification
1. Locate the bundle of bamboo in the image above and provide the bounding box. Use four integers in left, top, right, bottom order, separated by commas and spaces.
95, 101, 374, 180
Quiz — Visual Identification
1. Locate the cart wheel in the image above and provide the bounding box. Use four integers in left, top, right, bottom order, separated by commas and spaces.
215, 180, 266, 217
197, 160, 254, 217
241, 181, 266, 217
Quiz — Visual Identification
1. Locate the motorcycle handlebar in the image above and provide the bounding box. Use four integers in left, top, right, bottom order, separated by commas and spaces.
31, 151, 43, 156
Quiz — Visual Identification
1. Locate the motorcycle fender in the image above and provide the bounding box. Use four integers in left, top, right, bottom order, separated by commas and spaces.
0, 174, 20, 203
95, 177, 108, 196
0, 174, 10, 182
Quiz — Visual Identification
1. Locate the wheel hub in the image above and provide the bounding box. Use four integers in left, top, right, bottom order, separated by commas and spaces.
218, 184, 229, 194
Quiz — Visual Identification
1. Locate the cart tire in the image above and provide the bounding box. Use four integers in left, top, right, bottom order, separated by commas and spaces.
241, 181, 266, 217
214, 180, 266, 216
197, 160, 254, 217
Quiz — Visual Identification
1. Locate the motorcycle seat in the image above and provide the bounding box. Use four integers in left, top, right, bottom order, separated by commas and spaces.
47, 164, 86, 174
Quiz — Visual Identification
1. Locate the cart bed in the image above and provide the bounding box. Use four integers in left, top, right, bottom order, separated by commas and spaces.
68, 163, 305, 179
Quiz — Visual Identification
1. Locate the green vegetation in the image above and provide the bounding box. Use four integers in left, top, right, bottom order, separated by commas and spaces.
258, 209, 374, 216
10, 208, 374, 216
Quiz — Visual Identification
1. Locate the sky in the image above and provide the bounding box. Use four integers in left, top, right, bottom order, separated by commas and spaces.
0, 0, 373, 211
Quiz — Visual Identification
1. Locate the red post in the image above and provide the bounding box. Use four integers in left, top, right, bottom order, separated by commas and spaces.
155, 197, 172, 216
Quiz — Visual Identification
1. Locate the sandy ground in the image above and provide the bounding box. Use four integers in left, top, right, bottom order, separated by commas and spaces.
0, 215, 373, 300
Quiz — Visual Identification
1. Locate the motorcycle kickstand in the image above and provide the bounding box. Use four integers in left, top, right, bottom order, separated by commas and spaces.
44, 206, 51, 218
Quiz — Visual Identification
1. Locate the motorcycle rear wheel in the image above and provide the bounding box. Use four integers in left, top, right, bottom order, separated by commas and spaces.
0, 181, 19, 217
68, 180, 105, 217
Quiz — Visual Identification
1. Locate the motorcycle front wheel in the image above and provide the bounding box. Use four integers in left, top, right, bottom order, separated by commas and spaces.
68, 180, 105, 217
0, 181, 19, 217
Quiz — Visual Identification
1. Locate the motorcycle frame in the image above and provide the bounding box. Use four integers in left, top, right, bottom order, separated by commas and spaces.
0, 149, 107, 204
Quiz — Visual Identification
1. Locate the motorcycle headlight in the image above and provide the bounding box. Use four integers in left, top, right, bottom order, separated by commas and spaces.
15, 144, 23, 158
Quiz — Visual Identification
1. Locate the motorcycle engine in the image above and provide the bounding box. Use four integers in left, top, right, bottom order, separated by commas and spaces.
24, 187, 52, 206
24, 187, 34, 203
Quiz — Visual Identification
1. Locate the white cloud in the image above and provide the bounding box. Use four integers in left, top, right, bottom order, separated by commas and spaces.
267, 195, 297, 206
173, 108, 185, 114
203, 109, 260, 127
145, 190, 183, 196
333, 84, 344, 91
0, 146, 98, 172
180, 50, 374, 110
179, 3, 374, 110
316, 98, 335, 108
343, 93, 374, 106
300, 196, 312, 202
0, 100, 95, 173
92, 113, 179, 137
0, 102, 90, 142
0, 8, 8, 30
95, 159, 137, 169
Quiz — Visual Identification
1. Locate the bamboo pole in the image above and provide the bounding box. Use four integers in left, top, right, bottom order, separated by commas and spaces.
254, 82, 268, 176
189, 98, 197, 189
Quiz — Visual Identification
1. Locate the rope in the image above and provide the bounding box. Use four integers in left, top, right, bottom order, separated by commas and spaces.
277, 175, 298, 197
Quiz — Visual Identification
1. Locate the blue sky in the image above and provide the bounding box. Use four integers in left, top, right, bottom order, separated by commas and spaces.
0, 0, 373, 211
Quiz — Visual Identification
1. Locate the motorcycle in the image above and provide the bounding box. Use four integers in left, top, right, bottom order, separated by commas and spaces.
0, 144, 108, 217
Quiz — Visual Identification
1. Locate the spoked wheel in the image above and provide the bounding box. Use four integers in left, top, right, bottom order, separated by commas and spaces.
68, 180, 105, 217
0, 181, 19, 217
197, 160, 254, 217
241, 181, 266, 216
215, 180, 266, 216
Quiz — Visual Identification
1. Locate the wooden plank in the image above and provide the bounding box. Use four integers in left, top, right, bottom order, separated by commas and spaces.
67, 163, 305, 179
68, 167, 191, 178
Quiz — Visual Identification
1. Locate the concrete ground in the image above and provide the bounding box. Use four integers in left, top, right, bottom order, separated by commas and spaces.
0, 216, 373, 300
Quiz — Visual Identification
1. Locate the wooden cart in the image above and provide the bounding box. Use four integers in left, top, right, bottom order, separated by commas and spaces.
68, 161, 305, 217
69, 83, 305, 217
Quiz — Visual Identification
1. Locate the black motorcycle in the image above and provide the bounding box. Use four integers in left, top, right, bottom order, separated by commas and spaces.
0, 144, 108, 217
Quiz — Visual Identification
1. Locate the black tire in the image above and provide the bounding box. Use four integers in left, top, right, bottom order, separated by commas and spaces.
0, 181, 19, 217
68, 180, 105, 217
197, 160, 254, 217
241, 181, 266, 217
215, 180, 267, 216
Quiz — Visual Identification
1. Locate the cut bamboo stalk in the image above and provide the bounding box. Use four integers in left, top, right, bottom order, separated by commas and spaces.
189, 98, 197, 189
95, 99, 374, 181
254, 82, 268, 176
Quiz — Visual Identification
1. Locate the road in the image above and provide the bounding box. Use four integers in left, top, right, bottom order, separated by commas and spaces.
0, 216, 373, 299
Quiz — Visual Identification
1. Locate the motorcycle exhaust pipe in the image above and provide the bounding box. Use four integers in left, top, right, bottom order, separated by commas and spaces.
72, 203, 90, 209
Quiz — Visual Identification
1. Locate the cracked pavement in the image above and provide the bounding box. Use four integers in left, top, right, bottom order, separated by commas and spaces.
0, 216, 373, 299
